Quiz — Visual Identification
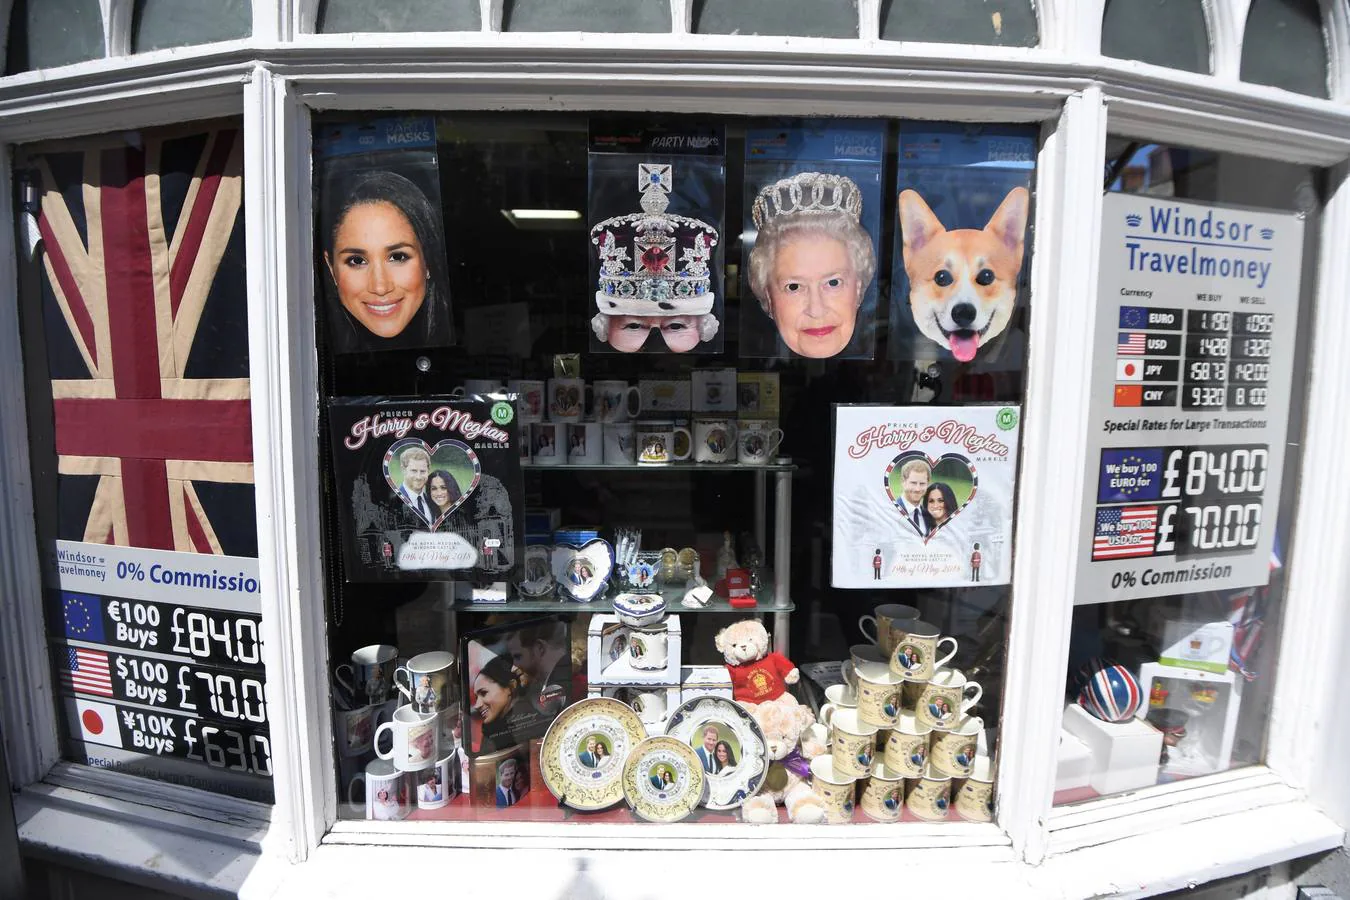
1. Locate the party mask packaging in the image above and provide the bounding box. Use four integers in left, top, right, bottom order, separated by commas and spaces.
328, 396, 524, 583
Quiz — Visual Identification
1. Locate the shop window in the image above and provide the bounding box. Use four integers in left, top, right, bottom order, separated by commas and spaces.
13, 123, 272, 803
131, 0, 250, 53
1054, 138, 1321, 806
1240, 0, 1330, 99
691, 0, 858, 38
879, 0, 1038, 47
502, 0, 670, 33
4, 0, 103, 74
316, 114, 1036, 827
317, 0, 481, 34
1101, 0, 1210, 74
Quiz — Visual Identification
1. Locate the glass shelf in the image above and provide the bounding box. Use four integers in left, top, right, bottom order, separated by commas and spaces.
522, 461, 796, 473
452, 578, 791, 614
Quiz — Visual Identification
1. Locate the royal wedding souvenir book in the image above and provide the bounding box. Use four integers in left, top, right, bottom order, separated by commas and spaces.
328, 396, 523, 583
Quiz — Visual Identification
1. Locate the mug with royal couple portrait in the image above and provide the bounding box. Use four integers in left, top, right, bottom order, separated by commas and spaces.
747, 171, 878, 360
508, 379, 546, 425
349, 758, 413, 821
916, 668, 983, 732
320, 166, 453, 354
889, 620, 958, 683
531, 422, 565, 467
736, 419, 783, 465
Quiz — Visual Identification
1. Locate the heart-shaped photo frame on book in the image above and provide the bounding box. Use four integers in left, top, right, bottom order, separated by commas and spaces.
383, 437, 482, 529
884, 451, 978, 543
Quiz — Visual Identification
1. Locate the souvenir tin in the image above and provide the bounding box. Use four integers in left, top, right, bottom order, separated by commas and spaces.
541, 698, 647, 811
613, 592, 667, 628
551, 539, 614, 602
622, 735, 708, 823
664, 695, 768, 810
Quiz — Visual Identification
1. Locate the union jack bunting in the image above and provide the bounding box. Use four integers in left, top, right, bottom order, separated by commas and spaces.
31, 126, 256, 557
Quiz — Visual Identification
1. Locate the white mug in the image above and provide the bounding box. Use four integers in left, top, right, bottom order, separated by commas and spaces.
736, 419, 783, 465
531, 422, 565, 466
818, 683, 857, 725
628, 626, 669, 670
567, 422, 604, 465
335, 704, 376, 757
374, 703, 440, 772
594, 380, 642, 423
621, 688, 668, 724
693, 417, 738, 464
395, 650, 455, 715
334, 644, 398, 708
416, 752, 454, 810
916, 668, 984, 732
508, 378, 545, 424
350, 758, 412, 821
603, 422, 637, 466
636, 421, 692, 465
548, 377, 590, 423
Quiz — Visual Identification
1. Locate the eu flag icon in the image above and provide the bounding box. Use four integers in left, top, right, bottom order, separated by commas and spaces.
61, 592, 105, 643
1118, 306, 1148, 329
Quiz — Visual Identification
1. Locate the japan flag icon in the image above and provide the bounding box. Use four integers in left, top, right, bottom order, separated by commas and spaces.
66, 697, 123, 748
1115, 359, 1144, 382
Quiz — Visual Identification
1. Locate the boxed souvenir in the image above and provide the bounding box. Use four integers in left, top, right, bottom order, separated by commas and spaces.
586, 684, 682, 735
587, 613, 682, 685
1055, 729, 1092, 792
680, 665, 733, 701
1062, 702, 1161, 795
639, 379, 692, 413
692, 368, 738, 413
1158, 621, 1234, 675
737, 372, 780, 418
469, 743, 532, 808
526, 507, 562, 535
1136, 662, 1242, 777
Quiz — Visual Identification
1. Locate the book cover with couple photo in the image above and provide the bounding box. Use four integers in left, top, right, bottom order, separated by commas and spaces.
832, 405, 1022, 588
327, 396, 523, 583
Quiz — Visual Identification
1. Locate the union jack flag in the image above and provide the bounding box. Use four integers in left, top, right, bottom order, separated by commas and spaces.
29, 126, 256, 556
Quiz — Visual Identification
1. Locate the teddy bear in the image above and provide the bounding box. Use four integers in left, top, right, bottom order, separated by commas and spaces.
739, 694, 829, 824
713, 619, 799, 704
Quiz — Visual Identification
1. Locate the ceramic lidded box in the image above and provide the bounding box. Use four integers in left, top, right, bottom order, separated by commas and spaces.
613, 592, 668, 628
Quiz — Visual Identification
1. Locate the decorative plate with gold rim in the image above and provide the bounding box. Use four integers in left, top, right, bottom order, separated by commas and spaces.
664, 695, 768, 810
621, 736, 707, 823
541, 697, 646, 811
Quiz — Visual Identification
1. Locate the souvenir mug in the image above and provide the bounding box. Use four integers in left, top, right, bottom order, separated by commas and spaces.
901, 679, 927, 712
603, 422, 637, 465
818, 683, 857, 725
594, 380, 642, 423
955, 755, 995, 822
860, 760, 906, 823
906, 763, 952, 821
636, 421, 692, 465
692, 368, 737, 413
930, 715, 982, 777
736, 419, 783, 465
883, 711, 932, 777
567, 422, 604, 465
850, 643, 888, 675
628, 625, 669, 670
508, 378, 545, 424
334, 644, 398, 708
916, 668, 983, 731
548, 376, 589, 423
623, 688, 668, 725
858, 604, 920, 656
693, 417, 738, 464
531, 422, 565, 466
809, 755, 857, 824
350, 758, 412, 821
856, 665, 904, 729
335, 704, 377, 757
415, 754, 452, 810
395, 650, 456, 715
890, 620, 959, 682
822, 706, 878, 778
374, 704, 440, 772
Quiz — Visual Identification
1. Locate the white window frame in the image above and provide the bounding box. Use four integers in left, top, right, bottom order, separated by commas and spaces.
0, 2, 1346, 896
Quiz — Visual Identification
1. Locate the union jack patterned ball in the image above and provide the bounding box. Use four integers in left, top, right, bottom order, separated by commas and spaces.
1076, 660, 1142, 723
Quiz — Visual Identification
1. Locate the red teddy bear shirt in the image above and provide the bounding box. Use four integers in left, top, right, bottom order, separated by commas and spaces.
729, 652, 796, 703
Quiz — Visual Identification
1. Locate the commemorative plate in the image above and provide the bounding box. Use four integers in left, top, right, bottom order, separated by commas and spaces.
541, 697, 646, 811
664, 696, 768, 810
621, 735, 707, 823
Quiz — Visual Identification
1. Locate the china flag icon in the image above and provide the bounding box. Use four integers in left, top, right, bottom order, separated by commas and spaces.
1115, 359, 1144, 382
1114, 384, 1143, 407
65, 697, 123, 748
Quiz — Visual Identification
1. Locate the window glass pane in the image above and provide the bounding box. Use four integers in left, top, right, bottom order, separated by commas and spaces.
131, 0, 250, 52
880, 0, 1037, 47
315, 113, 1039, 827
14, 124, 273, 803
692, 0, 857, 38
502, 0, 670, 33
317, 0, 481, 33
5, 0, 103, 73
1101, 0, 1209, 74
1240, 0, 1329, 99
1054, 139, 1321, 806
